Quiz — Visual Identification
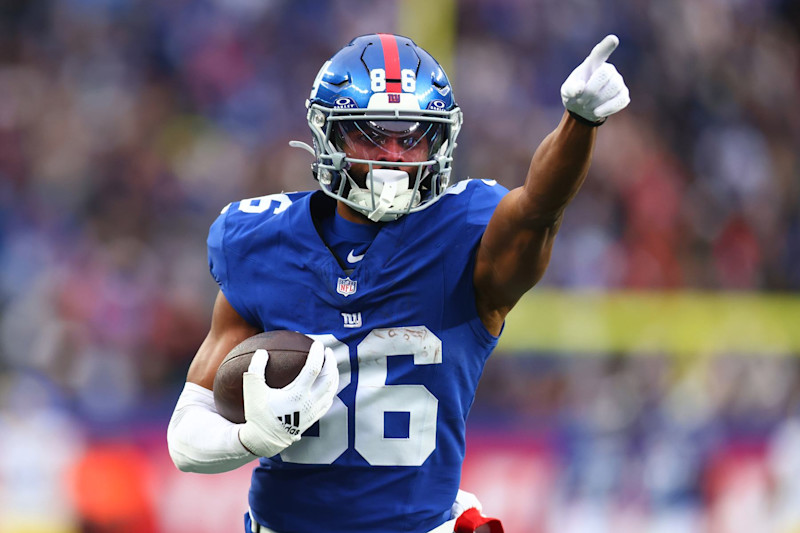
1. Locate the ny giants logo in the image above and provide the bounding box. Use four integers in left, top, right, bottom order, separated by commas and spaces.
341, 312, 362, 328
388, 93, 401, 104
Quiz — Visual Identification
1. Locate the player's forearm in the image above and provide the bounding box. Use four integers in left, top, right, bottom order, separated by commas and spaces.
520, 110, 596, 226
167, 382, 256, 474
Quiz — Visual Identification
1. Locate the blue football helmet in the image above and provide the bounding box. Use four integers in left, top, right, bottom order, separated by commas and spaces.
290, 34, 463, 221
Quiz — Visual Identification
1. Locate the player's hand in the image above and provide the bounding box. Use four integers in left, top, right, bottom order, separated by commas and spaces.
561, 35, 630, 124
238, 341, 339, 457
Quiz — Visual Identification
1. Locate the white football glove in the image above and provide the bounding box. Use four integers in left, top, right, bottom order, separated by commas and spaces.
238, 341, 339, 457
561, 35, 630, 124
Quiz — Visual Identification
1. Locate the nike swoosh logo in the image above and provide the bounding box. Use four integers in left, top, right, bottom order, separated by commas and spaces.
347, 250, 365, 263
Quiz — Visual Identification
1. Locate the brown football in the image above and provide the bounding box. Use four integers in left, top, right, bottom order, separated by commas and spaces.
213, 330, 313, 423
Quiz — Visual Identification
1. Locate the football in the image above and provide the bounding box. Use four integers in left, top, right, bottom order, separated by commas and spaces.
213, 330, 314, 423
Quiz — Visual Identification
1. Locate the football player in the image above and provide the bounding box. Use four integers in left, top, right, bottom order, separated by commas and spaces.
167, 33, 629, 533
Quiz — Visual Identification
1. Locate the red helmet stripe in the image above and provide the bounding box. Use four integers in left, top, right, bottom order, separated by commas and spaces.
378, 33, 402, 93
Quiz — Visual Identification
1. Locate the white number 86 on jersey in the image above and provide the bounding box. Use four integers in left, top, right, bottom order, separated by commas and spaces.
279, 326, 441, 467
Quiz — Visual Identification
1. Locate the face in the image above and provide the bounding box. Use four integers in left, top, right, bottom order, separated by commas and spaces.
334, 121, 438, 187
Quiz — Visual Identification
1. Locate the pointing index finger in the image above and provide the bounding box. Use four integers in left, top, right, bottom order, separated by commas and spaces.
586, 34, 619, 72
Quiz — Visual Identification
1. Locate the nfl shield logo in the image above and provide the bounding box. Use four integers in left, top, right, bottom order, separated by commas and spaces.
336, 277, 357, 297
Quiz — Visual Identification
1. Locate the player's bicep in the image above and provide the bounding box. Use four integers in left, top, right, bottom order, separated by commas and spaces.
474, 188, 560, 332
186, 291, 261, 389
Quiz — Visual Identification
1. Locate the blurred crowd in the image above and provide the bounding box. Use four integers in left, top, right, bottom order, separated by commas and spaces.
470, 353, 800, 531
0, 0, 798, 531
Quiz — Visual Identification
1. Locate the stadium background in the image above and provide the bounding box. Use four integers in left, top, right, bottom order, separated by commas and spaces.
1, 0, 799, 531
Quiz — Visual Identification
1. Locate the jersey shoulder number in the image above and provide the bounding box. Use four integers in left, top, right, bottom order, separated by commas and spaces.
211, 191, 310, 254
221, 192, 295, 217
207, 191, 311, 324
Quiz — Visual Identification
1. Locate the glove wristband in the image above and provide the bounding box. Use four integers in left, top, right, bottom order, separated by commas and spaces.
568, 110, 606, 127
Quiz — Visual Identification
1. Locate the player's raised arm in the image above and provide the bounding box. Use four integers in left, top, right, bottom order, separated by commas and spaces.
474, 35, 630, 335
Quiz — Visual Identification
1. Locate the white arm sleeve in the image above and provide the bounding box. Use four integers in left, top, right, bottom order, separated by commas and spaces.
167, 382, 256, 474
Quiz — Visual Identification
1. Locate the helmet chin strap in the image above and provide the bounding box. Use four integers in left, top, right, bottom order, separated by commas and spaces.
348, 169, 420, 222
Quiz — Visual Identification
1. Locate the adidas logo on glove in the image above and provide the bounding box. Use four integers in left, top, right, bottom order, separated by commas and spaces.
279, 412, 301, 436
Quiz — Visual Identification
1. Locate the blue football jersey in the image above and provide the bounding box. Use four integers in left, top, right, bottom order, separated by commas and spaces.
207, 179, 508, 533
